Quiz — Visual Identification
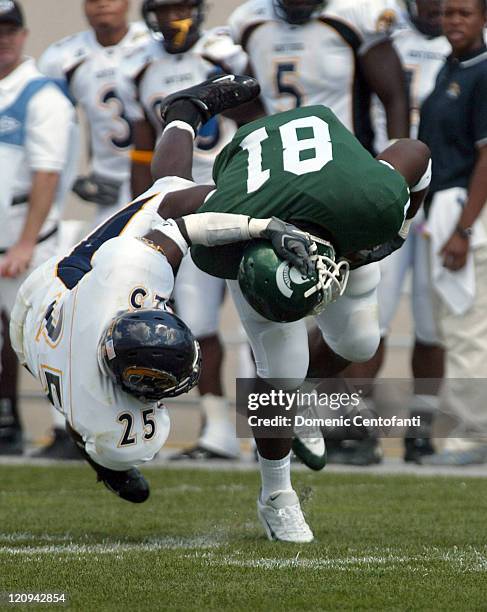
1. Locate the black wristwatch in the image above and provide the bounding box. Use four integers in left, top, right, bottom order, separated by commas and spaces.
455, 224, 473, 240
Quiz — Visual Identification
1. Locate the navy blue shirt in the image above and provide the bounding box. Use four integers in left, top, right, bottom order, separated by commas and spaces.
419, 45, 487, 196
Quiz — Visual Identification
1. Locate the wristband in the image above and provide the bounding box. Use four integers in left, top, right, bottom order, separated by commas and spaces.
248, 218, 271, 237
411, 159, 432, 193
130, 150, 153, 165
151, 218, 189, 255
163, 120, 196, 139
398, 218, 413, 240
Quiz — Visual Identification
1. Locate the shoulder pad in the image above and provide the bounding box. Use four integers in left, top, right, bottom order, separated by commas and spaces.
40, 30, 93, 76
326, 0, 399, 37
229, 0, 273, 45
197, 28, 247, 72
121, 39, 161, 79
128, 20, 151, 41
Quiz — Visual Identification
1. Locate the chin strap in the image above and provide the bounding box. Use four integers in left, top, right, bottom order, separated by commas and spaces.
304, 242, 350, 312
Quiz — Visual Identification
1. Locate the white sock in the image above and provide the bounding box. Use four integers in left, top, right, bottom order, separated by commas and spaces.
258, 451, 292, 501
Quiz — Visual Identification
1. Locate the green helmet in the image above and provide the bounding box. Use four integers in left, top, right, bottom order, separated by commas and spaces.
238, 238, 350, 323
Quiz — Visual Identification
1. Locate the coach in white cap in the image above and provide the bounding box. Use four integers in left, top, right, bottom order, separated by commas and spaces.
0, 0, 75, 454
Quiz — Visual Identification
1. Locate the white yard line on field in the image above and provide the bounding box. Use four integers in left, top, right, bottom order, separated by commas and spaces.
2, 536, 487, 574
0, 534, 225, 556
183, 548, 487, 572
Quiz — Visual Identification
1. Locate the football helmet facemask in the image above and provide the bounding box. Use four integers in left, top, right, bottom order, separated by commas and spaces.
142, 0, 204, 53
273, 0, 326, 25
238, 238, 349, 323
98, 309, 201, 402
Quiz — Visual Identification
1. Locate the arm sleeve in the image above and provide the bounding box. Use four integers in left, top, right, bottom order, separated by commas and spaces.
473, 70, 487, 148
25, 86, 75, 172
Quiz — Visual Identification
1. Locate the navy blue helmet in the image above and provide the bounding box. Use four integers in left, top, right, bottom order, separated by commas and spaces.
142, 0, 204, 53
406, 0, 443, 38
99, 309, 201, 402
273, 0, 326, 25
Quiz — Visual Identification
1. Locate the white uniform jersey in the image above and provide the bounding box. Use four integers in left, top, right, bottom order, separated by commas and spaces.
10, 176, 195, 471
0, 58, 74, 250
39, 23, 150, 184
373, 18, 450, 150
118, 28, 247, 184
229, 0, 399, 149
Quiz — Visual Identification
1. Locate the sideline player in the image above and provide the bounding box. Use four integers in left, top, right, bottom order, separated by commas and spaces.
348, 0, 450, 463
39, 0, 150, 227
229, 0, 409, 150
152, 74, 431, 541
10, 75, 313, 504
37, 0, 150, 457
118, 0, 248, 461
0, 0, 74, 455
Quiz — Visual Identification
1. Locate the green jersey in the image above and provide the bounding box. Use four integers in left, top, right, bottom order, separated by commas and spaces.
191, 105, 409, 279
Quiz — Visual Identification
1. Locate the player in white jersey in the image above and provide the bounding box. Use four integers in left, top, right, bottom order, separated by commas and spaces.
0, 1, 75, 455
118, 0, 249, 461
229, 0, 408, 151
35, 1, 150, 458
348, 0, 450, 463
10, 73, 311, 502
39, 0, 150, 228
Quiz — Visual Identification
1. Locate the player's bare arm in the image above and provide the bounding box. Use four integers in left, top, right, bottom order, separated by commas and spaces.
360, 40, 410, 140
346, 138, 431, 268
131, 118, 156, 197
0, 171, 59, 278
441, 144, 487, 271
378, 138, 431, 218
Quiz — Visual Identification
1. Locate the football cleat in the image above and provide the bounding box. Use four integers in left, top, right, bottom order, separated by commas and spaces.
404, 437, 435, 463
419, 446, 487, 466
0, 427, 23, 456
160, 74, 261, 125
96, 466, 150, 504
326, 439, 383, 466
31, 428, 81, 461
257, 490, 314, 543
292, 435, 327, 471
66, 423, 150, 503
169, 444, 238, 461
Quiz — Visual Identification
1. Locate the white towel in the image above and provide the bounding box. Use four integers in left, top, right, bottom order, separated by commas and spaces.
425, 187, 487, 315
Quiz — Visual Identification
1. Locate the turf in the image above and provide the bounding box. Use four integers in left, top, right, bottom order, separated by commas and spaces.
1, 465, 487, 611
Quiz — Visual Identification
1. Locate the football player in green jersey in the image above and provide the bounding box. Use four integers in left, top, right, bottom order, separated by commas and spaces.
150, 74, 431, 543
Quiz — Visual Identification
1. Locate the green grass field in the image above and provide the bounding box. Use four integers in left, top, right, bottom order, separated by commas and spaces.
1, 465, 487, 611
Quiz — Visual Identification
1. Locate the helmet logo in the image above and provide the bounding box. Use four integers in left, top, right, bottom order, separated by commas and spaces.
275, 261, 308, 297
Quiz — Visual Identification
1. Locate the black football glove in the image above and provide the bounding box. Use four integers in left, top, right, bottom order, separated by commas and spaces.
261, 217, 314, 276
72, 173, 121, 207
349, 235, 405, 270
